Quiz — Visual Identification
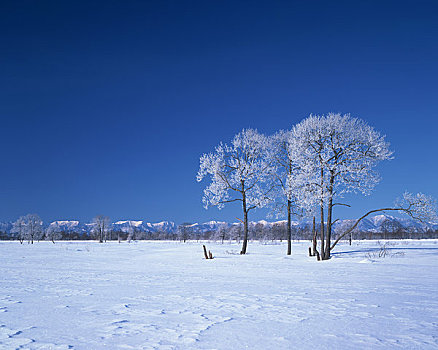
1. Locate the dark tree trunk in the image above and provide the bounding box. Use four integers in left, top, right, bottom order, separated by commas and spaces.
325, 200, 333, 260
312, 216, 318, 256
319, 167, 325, 260
320, 204, 325, 260
240, 208, 249, 254
287, 199, 292, 255
203, 245, 209, 259
240, 187, 249, 254
324, 175, 335, 260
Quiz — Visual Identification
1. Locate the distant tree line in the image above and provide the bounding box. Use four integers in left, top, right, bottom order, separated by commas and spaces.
2, 215, 437, 243
176, 222, 438, 242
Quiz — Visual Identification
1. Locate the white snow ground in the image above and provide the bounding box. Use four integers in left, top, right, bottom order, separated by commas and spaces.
0, 240, 437, 349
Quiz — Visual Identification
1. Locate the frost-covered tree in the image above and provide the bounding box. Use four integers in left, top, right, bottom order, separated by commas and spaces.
12, 214, 44, 244
45, 224, 63, 243
229, 223, 243, 243
197, 129, 274, 254
124, 222, 139, 242
268, 129, 300, 255
11, 216, 26, 244
290, 113, 393, 259
92, 215, 111, 243
177, 223, 194, 242
26, 214, 44, 244
213, 222, 229, 243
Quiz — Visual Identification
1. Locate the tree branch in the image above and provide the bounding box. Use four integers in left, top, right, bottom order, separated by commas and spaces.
330, 207, 417, 250
333, 203, 351, 208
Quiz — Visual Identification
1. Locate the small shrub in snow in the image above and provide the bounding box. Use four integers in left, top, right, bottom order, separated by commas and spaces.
225, 250, 241, 255
366, 241, 405, 259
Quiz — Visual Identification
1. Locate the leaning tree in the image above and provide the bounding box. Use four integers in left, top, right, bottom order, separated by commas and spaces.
197, 129, 274, 254
329, 192, 437, 249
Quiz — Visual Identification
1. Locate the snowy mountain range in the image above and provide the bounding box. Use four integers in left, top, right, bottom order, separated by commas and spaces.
0, 214, 437, 235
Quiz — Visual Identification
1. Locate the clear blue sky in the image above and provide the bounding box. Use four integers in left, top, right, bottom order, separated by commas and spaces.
1, 1, 437, 224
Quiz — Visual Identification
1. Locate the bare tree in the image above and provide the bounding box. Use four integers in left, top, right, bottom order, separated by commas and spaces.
229, 222, 243, 243
92, 215, 111, 243
177, 223, 193, 242
125, 222, 139, 242
211, 223, 229, 243
271, 221, 287, 241
197, 129, 274, 254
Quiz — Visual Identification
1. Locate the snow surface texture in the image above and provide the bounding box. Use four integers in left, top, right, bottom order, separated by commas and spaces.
0, 240, 437, 349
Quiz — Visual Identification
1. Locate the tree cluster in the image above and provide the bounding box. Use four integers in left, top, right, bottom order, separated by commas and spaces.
197, 113, 437, 259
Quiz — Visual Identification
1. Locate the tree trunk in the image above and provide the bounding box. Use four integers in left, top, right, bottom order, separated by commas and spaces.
240, 193, 249, 254
325, 208, 332, 259
325, 199, 333, 260
324, 175, 335, 260
316, 250, 321, 261
203, 245, 209, 259
319, 167, 325, 260
312, 216, 318, 256
320, 204, 325, 260
287, 199, 292, 255
241, 209, 248, 254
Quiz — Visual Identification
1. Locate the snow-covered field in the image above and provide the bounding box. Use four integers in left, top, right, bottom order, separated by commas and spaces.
0, 240, 437, 349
